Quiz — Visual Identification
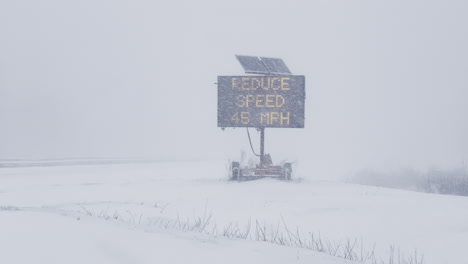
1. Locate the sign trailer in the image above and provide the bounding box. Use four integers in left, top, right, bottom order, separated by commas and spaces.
218, 55, 305, 181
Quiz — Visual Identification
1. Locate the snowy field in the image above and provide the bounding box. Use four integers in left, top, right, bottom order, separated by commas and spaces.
1, 160, 467, 264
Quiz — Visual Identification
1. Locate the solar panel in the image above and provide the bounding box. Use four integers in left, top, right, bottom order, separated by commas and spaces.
259, 57, 292, 75
235, 55, 269, 74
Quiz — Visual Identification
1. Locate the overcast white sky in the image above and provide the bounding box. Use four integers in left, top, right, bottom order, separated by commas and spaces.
1, 0, 467, 177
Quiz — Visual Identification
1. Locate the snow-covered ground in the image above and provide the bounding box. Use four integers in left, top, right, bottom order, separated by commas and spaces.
1, 160, 467, 264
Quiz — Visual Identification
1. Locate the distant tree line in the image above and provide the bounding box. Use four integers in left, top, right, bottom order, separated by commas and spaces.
422, 168, 468, 196
350, 167, 468, 196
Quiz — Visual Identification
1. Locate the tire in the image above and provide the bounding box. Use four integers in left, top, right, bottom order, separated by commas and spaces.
231, 161, 240, 181
283, 163, 292, 181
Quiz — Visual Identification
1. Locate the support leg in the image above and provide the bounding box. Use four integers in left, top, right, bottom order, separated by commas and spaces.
260, 127, 265, 165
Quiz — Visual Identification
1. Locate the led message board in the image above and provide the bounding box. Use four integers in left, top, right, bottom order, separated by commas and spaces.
218, 75, 305, 128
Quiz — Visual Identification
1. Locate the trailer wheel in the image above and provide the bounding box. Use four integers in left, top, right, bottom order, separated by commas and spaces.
231, 161, 240, 181
283, 163, 292, 181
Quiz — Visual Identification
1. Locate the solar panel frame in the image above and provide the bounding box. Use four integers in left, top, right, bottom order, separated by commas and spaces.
259, 57, 292, 75
235, 55, 269, 74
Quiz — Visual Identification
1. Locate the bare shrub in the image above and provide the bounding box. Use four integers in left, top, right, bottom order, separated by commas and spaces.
78, 205, 424, 264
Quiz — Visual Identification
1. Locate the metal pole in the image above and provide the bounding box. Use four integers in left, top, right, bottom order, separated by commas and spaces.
260, 127, 265, 165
